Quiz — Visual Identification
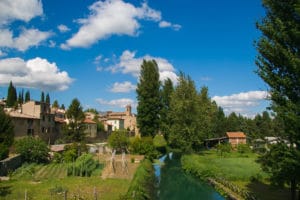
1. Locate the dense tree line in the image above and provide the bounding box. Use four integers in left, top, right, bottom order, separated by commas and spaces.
136, 61, 281, 153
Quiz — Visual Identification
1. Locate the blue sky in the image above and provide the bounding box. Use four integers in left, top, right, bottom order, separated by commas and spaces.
0, 0, 269, 117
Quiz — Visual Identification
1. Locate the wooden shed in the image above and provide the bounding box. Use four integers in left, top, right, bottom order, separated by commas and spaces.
226, 132, 246, 147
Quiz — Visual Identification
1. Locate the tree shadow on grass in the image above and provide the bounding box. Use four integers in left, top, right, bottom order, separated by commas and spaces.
0, 185, 12, 197
246, 180, 290, 200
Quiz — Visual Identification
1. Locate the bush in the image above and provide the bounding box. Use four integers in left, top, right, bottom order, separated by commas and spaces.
129, 137, 159, 161
67, 153, 98, 177
108, 129, 129, 152
15, 137, 49, 163
0, 143, 9, 160
237, 144, 251, 154
52, 152, 63, 163
63, 143, 87, 162
216, 143, 231, 157
153, 134, 167, 154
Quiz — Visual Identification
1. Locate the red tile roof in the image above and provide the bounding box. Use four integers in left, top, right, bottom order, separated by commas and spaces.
226, 132, 246, 138
83, 118, 97, 124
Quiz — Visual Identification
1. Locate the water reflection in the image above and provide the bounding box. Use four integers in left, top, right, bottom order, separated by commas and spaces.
153, 154, 224, 200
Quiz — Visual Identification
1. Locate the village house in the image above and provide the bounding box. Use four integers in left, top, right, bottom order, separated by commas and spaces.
6, 101, 57, 143
100, 105, 138, 136
83, 118, 97, 138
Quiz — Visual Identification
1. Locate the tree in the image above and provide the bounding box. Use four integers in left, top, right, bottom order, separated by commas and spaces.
168, 73, 203, 152
136, 60, 161, 137
15, 137, 49, 163
6, 81, 17, 107
0, 107, 14, 159
18, 90, 24, 105
255, 0, 300, 199
52, 100, 59, 108
64, 98, 85, 142
160, 78, 174, 140
61, 104, 65, 110
40, 91, 45, 102
46, 93, 50, 104
25, 90, 30, 102
108, 129, 129, 152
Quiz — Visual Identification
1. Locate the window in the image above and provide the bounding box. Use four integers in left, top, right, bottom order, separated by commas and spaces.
42, 127, 45, 133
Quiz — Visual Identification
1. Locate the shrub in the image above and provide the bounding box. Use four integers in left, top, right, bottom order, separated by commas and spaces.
15, 137, 49, 163
237, 144, 251, 154
63, 143, 87, 162
153, 134, 167, 154
129, 137, 159, 161
216, 143, 231, 157
52, 152, 63, 163
0, 143, 9, 160
67, 153, 98, 177
108, 129, 129, 152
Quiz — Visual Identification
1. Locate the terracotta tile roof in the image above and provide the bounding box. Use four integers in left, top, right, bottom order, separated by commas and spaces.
8, 111, 39, 119
83, 118, 97, 124
226, 132, 246, 138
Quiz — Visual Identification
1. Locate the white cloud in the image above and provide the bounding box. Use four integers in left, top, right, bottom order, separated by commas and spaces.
0, 28, 51, 51
110, 81, 136, 93
212, 91, 269, 117
49, 40, 56, 48
62, 0, 161, 49
94, 54, 102, 64
0, 57, 73, 91
57, 24, 70, 33
0, 0, 43, 25
107, 50, 178, 84
96, 98, 135, 108
0, 50, 6, 57
159, 20, 181, 31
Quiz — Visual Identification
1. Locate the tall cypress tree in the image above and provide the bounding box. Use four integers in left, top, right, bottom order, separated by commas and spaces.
25, 90, 30, 102
255, 0, 300, 199
136, 60, 161, 137
40, 91, 45, 103
6, 81, 17, 107
46, 93, 50, 104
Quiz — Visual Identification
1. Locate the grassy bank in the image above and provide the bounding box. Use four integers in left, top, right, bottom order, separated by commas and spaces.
0, 162, 130, 200
121, 159, 155, 200
181, 150, 290, 200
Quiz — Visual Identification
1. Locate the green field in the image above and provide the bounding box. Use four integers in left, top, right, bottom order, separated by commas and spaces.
0, 163, 130, 200
181, 150, 291, 200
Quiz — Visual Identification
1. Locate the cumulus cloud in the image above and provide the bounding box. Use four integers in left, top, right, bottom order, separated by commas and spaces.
159, 20, 181, 31
0, 28, 51, 51
110, 81, 136, 93
212, 91, 269, 117
96, 98, 135, 108
57, 24, 70, 33
107, 50, 178, 84
0, 0, 43, 25
0, 57, 73, 91
62, 0, 162, 49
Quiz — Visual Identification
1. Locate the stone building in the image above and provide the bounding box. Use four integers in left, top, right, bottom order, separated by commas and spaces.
6, 101, 56, 143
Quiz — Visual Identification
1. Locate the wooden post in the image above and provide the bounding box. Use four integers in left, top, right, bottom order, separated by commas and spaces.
64, 190, 67, 200
24, 189, 27, 200
94, 186, 97, 200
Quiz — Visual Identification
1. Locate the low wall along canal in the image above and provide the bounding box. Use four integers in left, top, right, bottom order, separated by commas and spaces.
153, 153, 224, 200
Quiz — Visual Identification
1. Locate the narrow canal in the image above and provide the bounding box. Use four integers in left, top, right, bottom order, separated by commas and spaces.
154, 154, 224, 200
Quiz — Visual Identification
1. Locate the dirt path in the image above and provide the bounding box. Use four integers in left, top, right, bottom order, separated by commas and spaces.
98, 154, 144, 180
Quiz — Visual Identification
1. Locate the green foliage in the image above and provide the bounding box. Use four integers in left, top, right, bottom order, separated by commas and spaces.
40, 91, 45, 102
168, 73, 203, 152
63, 143, 87, 163
0, 107, 14, 147
64, 98, 85, 142
45, 93, 50, 104
216, 143, 231, 157
153, 134, 167, 154
108, 129, 129, 151
25, 90, 30, 102
0, 143, 9, 160
15, 137, 49, 163
67, 153, 98, 177
6, 81, 17, 107
52, 152, 63, 163
258, 143, 300, 187
121, 159, 155, 200
136, 60, 161, 137
255, 0, 300, 198
129, 137, 159, 161
237, 144, 251, 154
52, 100, 59, 108
160, 78, 174, 140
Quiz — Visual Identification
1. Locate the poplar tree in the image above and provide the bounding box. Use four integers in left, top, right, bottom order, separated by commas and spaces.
136, 60, 161, 137
46, 93, 50, 104
25, 90, 30, 102
40, 91, 45, 102
255, 0, 300, 199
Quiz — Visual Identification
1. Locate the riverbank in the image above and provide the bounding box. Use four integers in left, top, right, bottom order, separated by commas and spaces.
181, 150, 291, 200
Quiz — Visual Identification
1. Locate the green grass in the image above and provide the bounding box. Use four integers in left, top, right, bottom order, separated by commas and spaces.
181, 150, 291, 200
0, 162, 130, 200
